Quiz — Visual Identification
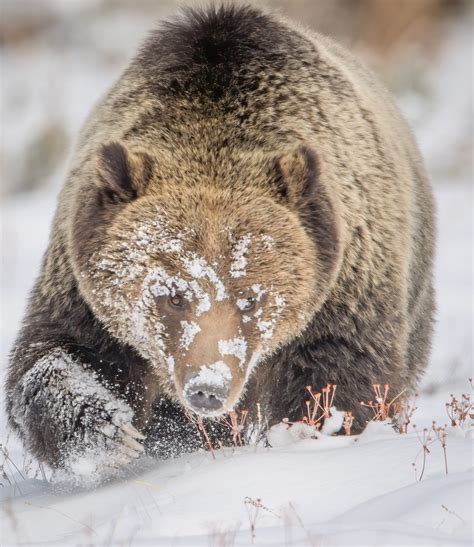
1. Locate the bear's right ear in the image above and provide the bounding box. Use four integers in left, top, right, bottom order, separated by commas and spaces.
96, 141, 153, 203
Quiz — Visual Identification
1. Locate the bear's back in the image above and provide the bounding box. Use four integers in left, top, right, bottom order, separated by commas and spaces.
78, 5, 417, 174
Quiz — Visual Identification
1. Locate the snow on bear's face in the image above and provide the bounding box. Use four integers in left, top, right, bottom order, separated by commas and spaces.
79, 185, 318, 416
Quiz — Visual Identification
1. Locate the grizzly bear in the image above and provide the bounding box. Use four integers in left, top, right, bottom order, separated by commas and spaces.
6, 5, 435, 476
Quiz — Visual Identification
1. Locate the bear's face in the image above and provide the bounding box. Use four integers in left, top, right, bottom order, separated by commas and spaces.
72, 142, 340, 417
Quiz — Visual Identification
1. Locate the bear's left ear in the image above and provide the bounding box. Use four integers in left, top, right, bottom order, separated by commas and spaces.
276, 145, 344, 287
96, 141, 154, 203
275, 145, 320, 207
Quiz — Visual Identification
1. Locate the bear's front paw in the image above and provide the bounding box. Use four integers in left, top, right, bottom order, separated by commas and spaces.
57, 397, 147, 486
10, 349, 147, 484
72, 394, 146, 470
92, 400, 146, 465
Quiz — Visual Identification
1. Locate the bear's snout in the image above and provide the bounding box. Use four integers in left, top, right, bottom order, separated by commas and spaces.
185, 380, 229, 413
181, 361, 234, 416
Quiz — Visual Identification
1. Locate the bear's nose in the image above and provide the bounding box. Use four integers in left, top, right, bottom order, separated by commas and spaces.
185, 382, 229, 413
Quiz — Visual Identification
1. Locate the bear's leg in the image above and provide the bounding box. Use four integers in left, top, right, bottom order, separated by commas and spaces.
258, 334, 409, 435
144, 397, 233, 459
6, 345, 145, 475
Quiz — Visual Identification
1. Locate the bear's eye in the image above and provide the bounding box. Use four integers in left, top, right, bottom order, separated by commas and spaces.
240, 297, 256, 312
169, 294, 185, 309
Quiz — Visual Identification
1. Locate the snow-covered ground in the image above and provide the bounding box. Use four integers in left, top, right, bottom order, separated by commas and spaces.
1, 423, 472, 546
1, 5, 472, 546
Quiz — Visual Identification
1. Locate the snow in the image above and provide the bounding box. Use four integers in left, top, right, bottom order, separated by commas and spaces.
267, 422, 319, 446
218, 336, 248, 369
1, 5, 473, 546
182, 255, 227, 303
165, 355, 175, 375
183, 362, 232, 392
321, 407, 345, 435
256, 319, 274, 339
237, 297, 253, 310
252, 284, 265, 300
1, 425, 471, 545
230, 234, 252, 278
179, 321, 201, 352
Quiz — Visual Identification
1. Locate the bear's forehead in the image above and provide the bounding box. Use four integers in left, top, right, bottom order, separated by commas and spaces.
125, 211, 277, 277
96, 212, 281, 303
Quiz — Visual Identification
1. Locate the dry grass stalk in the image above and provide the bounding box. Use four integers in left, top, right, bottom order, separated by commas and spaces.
244, 496, 280, 542
195, 416, 216, 460
287, 501, 319, 547
244, 496, 260, 544
361, 384, 406, 422
432, 421, 448, 474
343, 411, 354, 435
301, 384, 337, 429
184, 410, 216, 460
392, 394, 418, 433
244, 496, 280, 518
0, 443, 26, 495
208, 523, 239, 547
321, 384, 337, 417
412, 425, 435, 481
445, 392, 472, 427
441, 504, 465, 524
222, 409, 249, 447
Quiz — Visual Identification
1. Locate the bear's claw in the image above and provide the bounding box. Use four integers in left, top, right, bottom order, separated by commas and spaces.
121, 422, 146, 440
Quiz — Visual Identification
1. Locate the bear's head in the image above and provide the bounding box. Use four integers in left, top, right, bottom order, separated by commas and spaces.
71, 141, 342, 416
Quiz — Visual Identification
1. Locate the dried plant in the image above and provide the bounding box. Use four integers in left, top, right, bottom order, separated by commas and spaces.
244, 496, 261, 544
244, 496, 280, 518
432, 422, 448, 474
286, 501, 319, 547
303, 385, 323, 428
445, 392, 472, 427
1, 443, 26, 495
343, 411, 354, 435
221, 409, 249, 447
441, 504, 465, 524
321, 384, 337, 418
392, 393, 418, 433
184, 410, 216, 459
361, 384, 406, 422
301, 384, 338, 429
244, 496, 280, 543
208, 523, 239, 547
412, 425, 435, 481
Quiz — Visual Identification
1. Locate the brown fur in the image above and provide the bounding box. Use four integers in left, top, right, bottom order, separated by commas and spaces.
6, 5, 435, 471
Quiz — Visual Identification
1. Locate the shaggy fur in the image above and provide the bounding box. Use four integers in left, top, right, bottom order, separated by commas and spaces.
6, 5, 435, 471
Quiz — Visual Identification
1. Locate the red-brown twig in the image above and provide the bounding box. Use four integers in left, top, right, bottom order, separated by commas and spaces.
222, 409, 249, 447
432, 421, 448, 474
321, 384, 337, 418
343, 411, 354, 435
302, 384, 337, 428
361, 384, 406, 422
445, 392, 472, 427
412, 425, 435, 481
392, 394, 418, 433
184, 410, 216, 460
